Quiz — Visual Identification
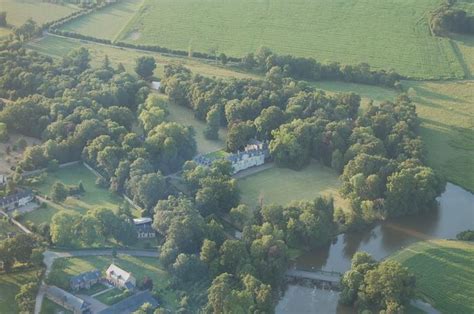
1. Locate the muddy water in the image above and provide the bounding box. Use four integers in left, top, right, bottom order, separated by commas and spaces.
277, 183, 474, 313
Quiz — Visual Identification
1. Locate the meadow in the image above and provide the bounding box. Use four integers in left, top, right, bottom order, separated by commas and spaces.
0, 268, 41, 313
404, 80, 474, 192
1, 0, 78, 26
238, 160, 348, 210
26, 35, 255, 80
118, 0, 464, 80
22, 163, 124, 225
50, 255, 178, 309
390, 240, 474, 313
58, 0, 143, 42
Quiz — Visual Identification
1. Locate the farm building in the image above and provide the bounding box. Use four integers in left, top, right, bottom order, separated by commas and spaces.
45, 285, 91, 314
106, 264, 136, 290
194, 139, 269, 174
99, 290, 159, 314
133, 217, 156, 239
0, 189, 34, 211
70, 269, 101, 291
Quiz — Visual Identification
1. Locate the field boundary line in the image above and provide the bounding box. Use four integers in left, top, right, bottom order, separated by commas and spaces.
448, 39, 472, 79
112, 0, 146, 43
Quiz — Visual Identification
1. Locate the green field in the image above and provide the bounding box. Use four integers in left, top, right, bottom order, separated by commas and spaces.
166, 98, 228, 154
117, 0, 465, 79
1, 0, 78, 26
58, 0, 143, 41
238, 160, 348, 210
22, 163, 124, 225
51, 255, 178, 310
390, 240, 474, 314
404, 80, 474, 192
0, 268, 41, 313
26, 34, 256, 80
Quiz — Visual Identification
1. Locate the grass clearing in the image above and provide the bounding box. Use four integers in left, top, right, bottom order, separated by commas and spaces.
52, 255, 178, 310
238, 160, 348, 210
404, 80, 474, 192
0, 268, 41, 313
26, 34, 256, 80
118, 0, 464, 80
390, 240, 474, 314
166, 98, 228, 154
58, 0, 143, 41
22, 163, 123, 225
1, 0, 78, 26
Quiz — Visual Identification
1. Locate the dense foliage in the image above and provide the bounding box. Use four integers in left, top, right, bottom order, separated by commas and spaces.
457, 230, 474, 241
431, 1, 474, 36
340, 252, 416, 313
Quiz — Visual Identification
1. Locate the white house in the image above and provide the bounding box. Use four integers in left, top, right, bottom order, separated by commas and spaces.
193, 139, 269, 175
132, 217, 156, 239
106, 264, 136, 290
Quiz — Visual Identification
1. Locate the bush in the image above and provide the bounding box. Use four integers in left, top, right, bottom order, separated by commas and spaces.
456, 230, 474, 241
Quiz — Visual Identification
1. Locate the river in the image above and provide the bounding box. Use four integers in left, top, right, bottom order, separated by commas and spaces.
276, 183, 474, 313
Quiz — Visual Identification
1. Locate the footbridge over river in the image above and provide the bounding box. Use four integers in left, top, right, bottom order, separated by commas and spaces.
285, 268, 343, 290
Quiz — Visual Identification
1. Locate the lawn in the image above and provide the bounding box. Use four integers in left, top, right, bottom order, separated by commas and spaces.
40, 298, 73, 314
50, 255, 179, 310
0, 268, 41, 314
26, 34, 256, 80
238, 160, 348, 210
166, 97, 228, 154
58, 0, 143, 42
1, 0, 79, 26
404, 80, 474, 192
95, 287, 128, 305
117, 0, 464, 80
22, 163, 124, 225
390, 240, 474, 314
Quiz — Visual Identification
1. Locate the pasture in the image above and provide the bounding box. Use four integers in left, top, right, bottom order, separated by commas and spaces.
404, 80, 474, 192
22, 163, 124, 225
58, 0, 143, 41
0, 268, 41, 313
390, 240, 474, 313
49, 255, 178, 309
238, 160, 348, 210
1, 0, 78, 26
118, 0, 464, 80
26, 34, 256, 80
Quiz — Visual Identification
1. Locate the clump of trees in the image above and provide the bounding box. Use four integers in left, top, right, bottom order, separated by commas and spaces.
0, 234, 43, 272
430, 1, 474, 36
50, 207, 137, 247
340, 252, 416, 313
457, 230, 474, 241
50, 180, 85, 202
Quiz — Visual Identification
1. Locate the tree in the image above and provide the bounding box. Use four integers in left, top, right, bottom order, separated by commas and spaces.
204, 107, 220, 140
15, 282, 38, 313
0, 122, 8, 142
50, 212, 81, 247
135, 56, 156, 79
50, 181, 68, 202
0, 11, 7, 27
206, 273, 234, 313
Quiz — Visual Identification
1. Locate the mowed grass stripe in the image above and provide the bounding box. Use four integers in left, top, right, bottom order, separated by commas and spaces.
119, 0, 464, 79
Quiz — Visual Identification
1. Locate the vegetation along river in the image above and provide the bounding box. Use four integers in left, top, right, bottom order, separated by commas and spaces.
277, 183, 474, 313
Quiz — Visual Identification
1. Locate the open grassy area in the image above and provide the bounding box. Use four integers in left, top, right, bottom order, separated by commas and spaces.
59, 0, 143, 41
166, 98, 228, 154
404, 80, 474, 192
51, 255, 178, 310
238, 160, 348, 210
26, 34, 256, 80
95, 287, 127, 305
0, 268, 41, 313
390, 240, 474, 314
40, 298, 73, 314
118, 0, 465, 80
22, 163, 123, 225
1, 0, 78, 26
